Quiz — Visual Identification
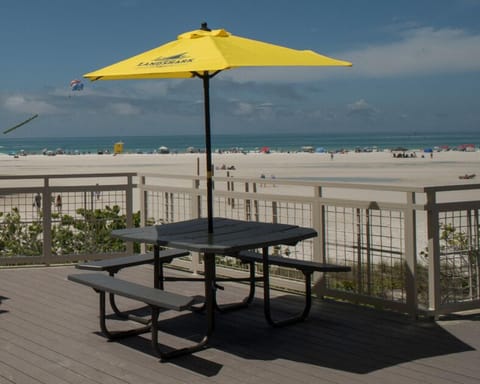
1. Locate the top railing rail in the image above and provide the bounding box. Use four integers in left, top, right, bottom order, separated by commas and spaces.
1, 171, 480, 318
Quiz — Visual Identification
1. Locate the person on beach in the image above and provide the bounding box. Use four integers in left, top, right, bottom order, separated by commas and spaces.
259, 173, 265, 187
94, 184, 101, 200
33, 193, 41, 210
55, 194, 62, 213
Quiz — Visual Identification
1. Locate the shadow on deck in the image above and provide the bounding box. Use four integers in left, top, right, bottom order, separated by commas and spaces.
0, 265, 479, 384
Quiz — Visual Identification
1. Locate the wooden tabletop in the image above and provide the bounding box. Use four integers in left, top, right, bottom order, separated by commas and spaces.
111, 217, 317, 254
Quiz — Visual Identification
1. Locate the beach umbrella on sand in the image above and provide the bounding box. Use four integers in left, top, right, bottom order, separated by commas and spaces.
260, 146, 271, 154
84, 22, 352, 233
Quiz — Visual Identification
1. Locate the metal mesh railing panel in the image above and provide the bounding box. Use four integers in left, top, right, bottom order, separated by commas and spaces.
438, 208, 480, 304
0, 187, 130, 261
0, 193, 44, 257
145, 191, 192, 224
49, 190, 128, 256
324, 205, 407, 302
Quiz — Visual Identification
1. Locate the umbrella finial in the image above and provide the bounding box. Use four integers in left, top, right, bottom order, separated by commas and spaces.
200, 22, 211, 31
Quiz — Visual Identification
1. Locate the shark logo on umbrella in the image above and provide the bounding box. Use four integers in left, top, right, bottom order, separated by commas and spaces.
138, 52, 193, 67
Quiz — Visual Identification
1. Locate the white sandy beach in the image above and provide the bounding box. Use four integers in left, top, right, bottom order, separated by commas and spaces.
0, 149, 478, 266
1, 150, 479, 187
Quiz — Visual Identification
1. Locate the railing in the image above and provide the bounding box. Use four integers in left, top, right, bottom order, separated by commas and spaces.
138, 173, 480, 318
1, 172, 479, 318
0, 173, 136, 265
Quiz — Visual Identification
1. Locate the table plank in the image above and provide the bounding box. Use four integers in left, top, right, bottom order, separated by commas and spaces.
111, 218, 317, 254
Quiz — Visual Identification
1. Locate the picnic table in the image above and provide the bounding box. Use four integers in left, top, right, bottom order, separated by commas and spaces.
109, 217, 318, 356
68, 217, 350, 359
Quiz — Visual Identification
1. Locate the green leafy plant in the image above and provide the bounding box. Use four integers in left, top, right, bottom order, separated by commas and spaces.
0, 208, 43, 256
0, 206, 153, 257
417, 223, 480, 305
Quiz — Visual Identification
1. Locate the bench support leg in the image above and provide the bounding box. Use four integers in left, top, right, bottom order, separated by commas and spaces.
161, 261, 258, 314
108, 292, 152, 325
98, 291, 152, 339
98, 290, 211, 360
106, 271, 152, 325
262, 247, 313, 327
152, 251, 216, 360
215, 260, 257, 313
106, 255, 173, 325
150, 306, 210, 360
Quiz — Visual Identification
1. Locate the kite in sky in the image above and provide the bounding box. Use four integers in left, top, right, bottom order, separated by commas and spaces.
70, 79, 84, 91
3, 114, 39, 134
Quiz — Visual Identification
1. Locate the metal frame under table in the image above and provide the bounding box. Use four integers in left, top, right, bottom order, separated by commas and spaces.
111, 217, 317, 357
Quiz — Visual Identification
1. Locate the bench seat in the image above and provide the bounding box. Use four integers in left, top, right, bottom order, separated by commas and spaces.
233, 250, 351, 327
237, 250, 351, 273
75, 249, 191, 320
68, 273, 194, 311
75, 248, 190, 274
68, 272, 201, 360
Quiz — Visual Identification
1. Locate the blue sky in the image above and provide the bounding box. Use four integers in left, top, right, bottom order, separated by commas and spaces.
1, 0, 479, 137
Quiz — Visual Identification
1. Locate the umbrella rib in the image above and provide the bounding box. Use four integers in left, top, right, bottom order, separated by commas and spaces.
192, 70, 222, 79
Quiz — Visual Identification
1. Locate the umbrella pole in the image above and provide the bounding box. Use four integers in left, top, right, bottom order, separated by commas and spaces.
202, 73, 214, 233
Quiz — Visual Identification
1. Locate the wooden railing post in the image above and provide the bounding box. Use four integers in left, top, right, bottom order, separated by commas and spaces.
42, 177, 52, 265
405, 191, 418, 318
139, 175, 147, 254
426, 190, 441, 317
191, 176, 201, 219
125, 175, 134, 255
245, 182, 251, 221
312, 186, 323, 263
312, 186, 326, 296
190, 177, 201, 274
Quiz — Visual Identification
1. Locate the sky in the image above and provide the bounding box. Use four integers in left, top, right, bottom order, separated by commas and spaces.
1, 0, 480, 138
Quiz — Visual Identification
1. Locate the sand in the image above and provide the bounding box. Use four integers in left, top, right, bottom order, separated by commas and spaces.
1, 150, 479, 187
1, 150, 478, 264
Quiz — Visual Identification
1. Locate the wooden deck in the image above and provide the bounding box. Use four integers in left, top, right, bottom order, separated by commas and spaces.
1, 265, 479, 384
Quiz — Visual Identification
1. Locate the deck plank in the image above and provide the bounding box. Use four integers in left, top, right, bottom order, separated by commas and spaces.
0, 265, 479, 384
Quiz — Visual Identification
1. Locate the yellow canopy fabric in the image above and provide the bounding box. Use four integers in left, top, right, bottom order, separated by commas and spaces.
83, 24, 351, 233
84, 27, 352, 80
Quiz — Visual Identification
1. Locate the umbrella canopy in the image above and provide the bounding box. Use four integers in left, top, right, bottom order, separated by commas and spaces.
84, 23, 352, 233
260, 146, 271, 154
84, 25, 351, 80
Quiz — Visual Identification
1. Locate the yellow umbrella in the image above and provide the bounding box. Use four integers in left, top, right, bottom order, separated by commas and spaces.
84, 23, 352, 232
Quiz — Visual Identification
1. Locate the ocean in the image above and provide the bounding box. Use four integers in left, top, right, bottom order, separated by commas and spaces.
1, 132, 479, 155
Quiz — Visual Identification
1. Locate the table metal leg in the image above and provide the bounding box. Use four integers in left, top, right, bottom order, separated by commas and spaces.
203, 252, 216, 335
214, 260, 257, 312
152, 251, 215, 360
154, 245, 160, 289
262, 247, 312, 327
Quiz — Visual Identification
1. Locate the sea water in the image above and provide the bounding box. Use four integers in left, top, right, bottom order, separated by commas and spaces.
0, 132, 479, 155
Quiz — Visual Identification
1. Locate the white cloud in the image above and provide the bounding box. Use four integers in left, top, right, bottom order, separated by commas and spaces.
107, 102, 141, 115
4, 95, 60, 114
221, 66, 350, 83
341, 27, 480, 77
347, 99, 378, 119
232, 101, 255, 116
222, 26, 480, 83
132, 81, 172, 98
